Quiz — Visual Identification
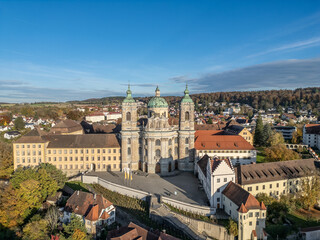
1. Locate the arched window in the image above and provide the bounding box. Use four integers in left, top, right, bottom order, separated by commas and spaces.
185, 147, 188, 155
185, 111, 190, 121
168, 148, 172, 156
185, 138, 189, 144
127, 138, 131, 144
175, 147, 178, 155
169, 139, 172, 145
126, 112, 131, 121
156, 149, 161, 157
156, 139, 161, 146
127, 147, 131, 155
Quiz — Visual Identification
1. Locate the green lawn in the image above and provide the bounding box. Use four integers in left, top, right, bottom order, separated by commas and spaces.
65, 181, 89, 192
256, 147, 267, 163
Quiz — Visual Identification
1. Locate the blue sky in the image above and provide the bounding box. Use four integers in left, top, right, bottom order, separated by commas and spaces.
0, 0, 320, 102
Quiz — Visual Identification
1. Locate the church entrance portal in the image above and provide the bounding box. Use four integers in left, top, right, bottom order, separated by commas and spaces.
155, 163, 161, 173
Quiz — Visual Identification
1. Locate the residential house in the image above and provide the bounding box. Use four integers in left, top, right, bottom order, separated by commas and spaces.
225, 125, 253, 145
107, 222, 180, 240
4, 131, 20, 139
86, 112, 105, 123
273, 126, 296, 140
64, 190, 115, 235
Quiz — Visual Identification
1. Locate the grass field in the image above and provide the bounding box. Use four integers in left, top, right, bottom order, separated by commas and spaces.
256, 147, 267, 163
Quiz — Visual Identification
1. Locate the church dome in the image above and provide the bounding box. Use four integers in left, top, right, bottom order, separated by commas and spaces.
147, 86, 168, 108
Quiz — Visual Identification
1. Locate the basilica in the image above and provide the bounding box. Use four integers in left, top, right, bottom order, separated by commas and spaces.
121, 85, 195, 175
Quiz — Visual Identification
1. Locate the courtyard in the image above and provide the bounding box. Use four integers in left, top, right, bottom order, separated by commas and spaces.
85, 171, 209, 206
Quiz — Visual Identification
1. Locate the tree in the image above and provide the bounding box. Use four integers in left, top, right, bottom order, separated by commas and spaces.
71, 229, 88, 240
265, 144, 300, 162
0, 142, 13, 179
207, 117, 213, 124
39, 163, 67, 188
226, 218, 238, 237
45, 206, 60, 233
298, 176, 320, 210
22, 219, 49, 240
63, 214, 87, 238
14, 117, 25, 130
256, 193, 275, 206
254, 115, 264, 146
66, 110, 83, 121
292, 127, 303, 144
267, 131, 284, 147
262, 124, 272, 146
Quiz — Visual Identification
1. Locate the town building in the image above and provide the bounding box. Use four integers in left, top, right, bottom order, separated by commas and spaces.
225, 125, 253, 145
13, 128, 121, 176
303, 124, 320, 149
236, 159, 318, 198
85, 112, 106, 123
105, 112, 122, 121
121, 85, 195, 175
273, 126, 296, 140
63, 190, 115, 235
50, 119, 84, 135
107, 222, 179, 240
195, 130, 256, 166
4, 131, 21, 139
222, 182, 267, 240
196, 154, 235, 208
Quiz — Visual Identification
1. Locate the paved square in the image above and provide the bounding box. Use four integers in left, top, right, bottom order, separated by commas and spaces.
85, 171, 209, 206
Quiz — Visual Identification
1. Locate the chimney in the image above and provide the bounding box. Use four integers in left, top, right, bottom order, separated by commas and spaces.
77, 190, 79, 196
94, 194, 96, 200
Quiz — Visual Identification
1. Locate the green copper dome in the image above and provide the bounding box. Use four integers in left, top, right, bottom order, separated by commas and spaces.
123, 84, 135, 103
147, 86, 168, 108
181, 84, 193, 103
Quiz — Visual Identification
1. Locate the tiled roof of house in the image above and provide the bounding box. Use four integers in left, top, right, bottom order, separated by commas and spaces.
222, 182, 262, 211
197, 154, 233, 177
45, 134, 120, 148
14, 128, 48, 143
236, 159, 318, 185
225, 125, 245, 134
195, 132, 255, 150
238, 203, 248, 213
65, 191, 113, 221
195, 123, 227, 131
50, 119, 83, 134
305, 124, 320, 134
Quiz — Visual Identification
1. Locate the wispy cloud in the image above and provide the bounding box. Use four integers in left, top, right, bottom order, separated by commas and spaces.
247, 37, 320, 58
170, 58, 320, 92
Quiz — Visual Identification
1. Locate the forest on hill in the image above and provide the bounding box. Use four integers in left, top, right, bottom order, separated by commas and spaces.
69, 87, 320, 114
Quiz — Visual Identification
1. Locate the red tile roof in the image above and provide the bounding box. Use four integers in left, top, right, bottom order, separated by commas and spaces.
65, 191, 113, 221
305, 124, 320, 134
238, 203, 248, 213
222, 182, 262, 211
195, 131, 255, 150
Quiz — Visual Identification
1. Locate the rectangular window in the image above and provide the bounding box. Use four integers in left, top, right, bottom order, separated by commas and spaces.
224, 178, 227, 182
59, 157, 62, 161
108, 149, 111, 153
113, 156, 116, 160
16, 145, 19, 149
98, 157, 100, 161
70, 150, 73, 154
32, 144, 36, 148
70, 157, 73, 161
59, 150, 62, 154
256, 186, 259, 191
255, 212, 259, 217
283, 182, 286, 186
249, 221, 252, 226
269, 184, 272, 189
75, 157, 78, 161
48, 150, 51, 154
103, 149, 106, 153
38, 144, 41, 148
53, 150, 56, 154
64, 150, 67, 154
217, 178, 220, 183
248, 187, 252, 191
103, 157, 106, 161
217, 197, 220, 202
113, 149, 116, 153
97, 149, 100, 154
276, 183, 279, 187
263, 185, 265, 190
108, 157, 111, 161
249, 213, 253, 217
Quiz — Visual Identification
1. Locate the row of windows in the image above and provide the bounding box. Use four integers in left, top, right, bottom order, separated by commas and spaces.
47, 148, 120, 154
16, 144, 42, 149
216, 177, 234, 183
247, 180, 299, 192
16, 150, 41, 156
58, 163, 120, 170
16, 157, 41, 164
47, 156, 121, 162
201, 150, 251, 153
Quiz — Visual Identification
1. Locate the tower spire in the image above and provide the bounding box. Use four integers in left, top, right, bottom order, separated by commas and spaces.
155, 85, 160, 97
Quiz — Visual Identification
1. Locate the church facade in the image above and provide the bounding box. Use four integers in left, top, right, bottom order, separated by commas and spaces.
121, 86, 195, 175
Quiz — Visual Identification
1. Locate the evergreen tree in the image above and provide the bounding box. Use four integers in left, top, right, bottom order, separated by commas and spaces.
262, 124, 272, 146
254, 115, 264, 146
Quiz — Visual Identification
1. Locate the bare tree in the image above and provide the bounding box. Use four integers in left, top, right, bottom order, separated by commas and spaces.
45, 206, 60, 233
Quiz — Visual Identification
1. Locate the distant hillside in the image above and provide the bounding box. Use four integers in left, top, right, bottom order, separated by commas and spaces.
67, 87, 320, 115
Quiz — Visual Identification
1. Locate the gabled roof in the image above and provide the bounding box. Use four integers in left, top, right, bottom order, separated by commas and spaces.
195, 132, 255, 150
197, 155, 234, 177
50, 119, 83, 134
14, 128, 47, 143
238, 203, 248, 213
222, 182, 262, 211
65, 191, 113, 221
237, 159, 318, 185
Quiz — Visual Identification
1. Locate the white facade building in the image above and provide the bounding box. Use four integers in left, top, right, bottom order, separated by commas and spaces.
303, 124, 320, 149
